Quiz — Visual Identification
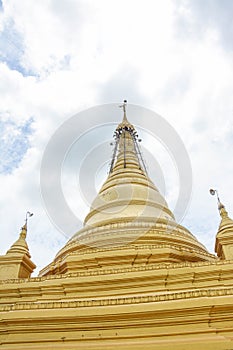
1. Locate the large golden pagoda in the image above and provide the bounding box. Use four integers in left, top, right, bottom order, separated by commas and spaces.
1, 104, 233, 349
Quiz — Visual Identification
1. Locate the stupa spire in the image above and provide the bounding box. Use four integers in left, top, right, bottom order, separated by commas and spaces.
210, 189, 233, 260
117, 99, 134, 130
83, 103, 175, 229
209, 189, 229, 219
109, 100, 146, 174
210, 189, 224, 210
7, 211, 33, 255
120, 99, 128, 122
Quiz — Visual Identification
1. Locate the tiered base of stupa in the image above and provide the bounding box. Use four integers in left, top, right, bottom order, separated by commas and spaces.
39, 219, 215, 276
1, 258, 233, 349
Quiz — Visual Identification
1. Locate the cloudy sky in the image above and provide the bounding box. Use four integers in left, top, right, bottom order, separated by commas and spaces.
1, 0, 233, 274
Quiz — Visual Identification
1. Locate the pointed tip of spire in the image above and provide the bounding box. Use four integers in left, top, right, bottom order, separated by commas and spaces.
122, 99, 128, 122
20, 223, 27, 239
209, 189, 233, 227
219, 204, 228, 218
210, 189, 226, 216
117, 100, 134, 132
119, 99, 128, 122
217, 204, 233, 236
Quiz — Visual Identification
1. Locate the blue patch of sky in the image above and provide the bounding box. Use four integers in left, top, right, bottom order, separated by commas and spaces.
0, 1, 3, 11
0, 17, 71, 76
0, 117, 34, 174
0, 18, 36, 77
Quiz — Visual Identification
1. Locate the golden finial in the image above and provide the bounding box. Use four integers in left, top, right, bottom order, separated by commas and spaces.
20, 211, 33, 238
119, 99, 128, 122
117, 99, 134, 131
209, 189, 228, 218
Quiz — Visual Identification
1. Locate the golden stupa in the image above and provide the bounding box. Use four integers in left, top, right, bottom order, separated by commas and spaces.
1, 103, 233, 350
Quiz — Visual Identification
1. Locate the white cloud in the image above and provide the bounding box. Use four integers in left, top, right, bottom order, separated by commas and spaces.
0, 0, 233, 273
